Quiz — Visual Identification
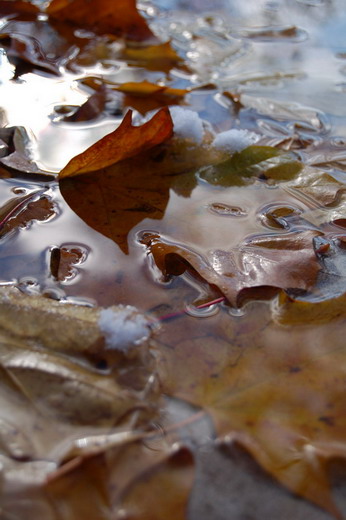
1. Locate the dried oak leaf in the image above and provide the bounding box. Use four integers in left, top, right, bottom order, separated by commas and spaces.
155, 299, 346, 518
46, 0, 155, 42
59, 107, 174, 177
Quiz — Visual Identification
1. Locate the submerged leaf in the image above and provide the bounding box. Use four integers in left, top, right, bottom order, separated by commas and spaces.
200, 145, 302, 187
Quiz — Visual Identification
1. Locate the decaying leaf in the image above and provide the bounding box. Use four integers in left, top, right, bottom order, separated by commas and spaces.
0, 285, 161, 473
141, 228, 323, 307
59, 107, 174, 177
154, 298, 346, 518
273, 289, 346, 325
46, 0, 156, 42
0, 285, 153, 357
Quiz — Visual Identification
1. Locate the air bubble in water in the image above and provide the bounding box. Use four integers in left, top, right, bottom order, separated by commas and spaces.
12, 187, 27, 195
227, 306, 246, 317
17, 277, 41, 295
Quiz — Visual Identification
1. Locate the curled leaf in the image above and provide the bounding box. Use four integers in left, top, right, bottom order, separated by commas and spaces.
59, 108, 173, 177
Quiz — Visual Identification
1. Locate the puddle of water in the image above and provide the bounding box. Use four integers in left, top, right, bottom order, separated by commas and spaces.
0, 0, 345, 316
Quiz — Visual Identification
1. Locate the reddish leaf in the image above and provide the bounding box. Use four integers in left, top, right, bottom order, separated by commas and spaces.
59, 108, 174, 177
46, 0, 156, 42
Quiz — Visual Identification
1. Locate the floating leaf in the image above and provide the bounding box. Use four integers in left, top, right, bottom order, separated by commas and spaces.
60, 132, 223, 253
140, 228, 322, 307
59, 107, 174, 177
0, 0, 39, 18
114, 81, 187, 99
49, 245, 85, 282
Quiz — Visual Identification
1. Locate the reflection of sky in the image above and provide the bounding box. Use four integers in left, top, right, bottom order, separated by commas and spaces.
1, 0, 346, 170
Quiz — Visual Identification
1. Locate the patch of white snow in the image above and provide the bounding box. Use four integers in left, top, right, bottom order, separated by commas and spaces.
169, 106, 204, 144
98, 306, 151, 352
212, 128, 259, 153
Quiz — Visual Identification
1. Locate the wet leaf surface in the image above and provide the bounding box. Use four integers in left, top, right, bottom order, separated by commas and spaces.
154, 301, 346, 517
1, 0, 346, 518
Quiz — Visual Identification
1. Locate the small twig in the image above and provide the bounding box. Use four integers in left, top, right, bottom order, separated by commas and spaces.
158, 296, 226, 322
